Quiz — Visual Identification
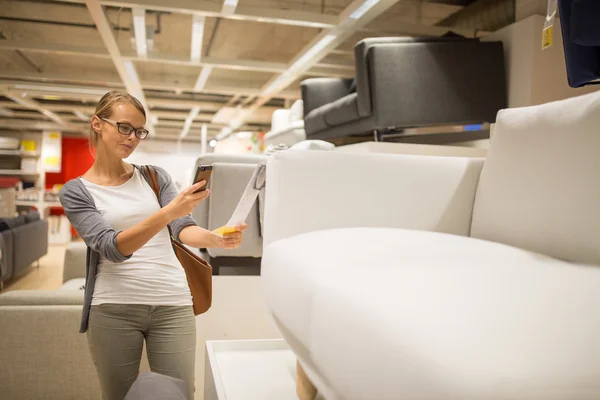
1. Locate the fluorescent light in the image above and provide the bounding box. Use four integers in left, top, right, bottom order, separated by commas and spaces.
222, 0, 239, 15
194, 66, 213, 91
0, 107, 14, 117
74, 111, 88, 121
132, 8, 147, 58
190, 15, 205, 63
262, 72, 294, 96
13, 85, 108, 96
349, 0, 380, 20
201, 124, 208, 154
216, 127, 232, 140
123, 60, 144, 98
179, 106, 201, 139
289, 34, 337, 72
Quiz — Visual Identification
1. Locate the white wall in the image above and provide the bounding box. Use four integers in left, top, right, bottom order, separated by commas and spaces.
485, 16, 600, 108
126, 140, 202, 192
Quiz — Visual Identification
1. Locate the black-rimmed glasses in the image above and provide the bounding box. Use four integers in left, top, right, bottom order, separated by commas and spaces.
101, 118, 149, 140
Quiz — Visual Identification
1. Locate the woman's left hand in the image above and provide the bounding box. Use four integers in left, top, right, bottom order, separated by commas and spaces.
210, 224, 248, 249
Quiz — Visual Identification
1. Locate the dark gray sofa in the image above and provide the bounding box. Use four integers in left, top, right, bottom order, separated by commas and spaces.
0, 212, 49, 289
301, 36, 507, 142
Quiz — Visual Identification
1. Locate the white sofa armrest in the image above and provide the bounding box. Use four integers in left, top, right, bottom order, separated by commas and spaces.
263, 150, 484, 247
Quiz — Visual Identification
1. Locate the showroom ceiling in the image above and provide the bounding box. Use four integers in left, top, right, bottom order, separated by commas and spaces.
0, 0, 512, 142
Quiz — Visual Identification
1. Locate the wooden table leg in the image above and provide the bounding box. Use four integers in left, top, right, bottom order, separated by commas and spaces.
296, 359, 318, 400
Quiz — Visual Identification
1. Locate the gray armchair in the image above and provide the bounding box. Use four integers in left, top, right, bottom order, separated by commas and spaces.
191, 153, 266, 275
301, 37, 507, 142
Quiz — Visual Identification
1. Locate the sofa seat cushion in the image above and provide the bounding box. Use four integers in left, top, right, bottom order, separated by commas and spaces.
59, 278, 86, 291
323, 93, 361, 126
261, 227, 600, 400
0, 289, 84, 305
304, 107, 329, 134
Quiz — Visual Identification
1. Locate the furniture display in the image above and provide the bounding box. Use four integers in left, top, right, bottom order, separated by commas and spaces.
0, 211, 48, 290
0, 242, 151, 400
0, 241, 282, 399
301, 37, 507, 144
261, 90, 600, 399
264, 100, 307, 148
191, 153, 266, 274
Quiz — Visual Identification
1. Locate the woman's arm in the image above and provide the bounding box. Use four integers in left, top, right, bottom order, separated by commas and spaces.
179, 224, 248, 249
116, 181, 209, 256
60, 178, 208, 260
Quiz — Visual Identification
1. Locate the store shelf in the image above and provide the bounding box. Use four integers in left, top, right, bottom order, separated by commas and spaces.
16, 200, 38, 207
16, 200, 62, 208
0, 150, 41, 157
0, 169, 40, 176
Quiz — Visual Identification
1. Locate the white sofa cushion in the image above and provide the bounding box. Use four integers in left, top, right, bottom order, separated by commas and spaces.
262, 228, 600, 400
471, 90, 600, 265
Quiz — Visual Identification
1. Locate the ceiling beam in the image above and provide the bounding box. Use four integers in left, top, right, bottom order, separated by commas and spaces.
84, 0, 155, 133
0, 40, 352, 76
55, 0, 337, 28
0, 71, 300, 99
2, 90, 83, 133
0, 107, 15, 117
0, 96, 82, 132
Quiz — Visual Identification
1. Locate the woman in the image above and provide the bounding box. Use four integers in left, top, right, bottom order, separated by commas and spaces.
59, 91, 247, 400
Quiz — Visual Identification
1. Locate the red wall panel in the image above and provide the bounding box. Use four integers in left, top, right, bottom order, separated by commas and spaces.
46, 137, 94, 237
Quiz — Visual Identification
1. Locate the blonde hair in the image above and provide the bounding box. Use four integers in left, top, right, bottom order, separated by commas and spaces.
89, 91, 146, 153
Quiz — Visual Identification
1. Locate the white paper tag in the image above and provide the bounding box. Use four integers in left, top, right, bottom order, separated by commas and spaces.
225, 163, 266, 227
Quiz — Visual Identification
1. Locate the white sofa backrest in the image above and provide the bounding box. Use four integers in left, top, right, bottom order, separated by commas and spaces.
471, 90, 600, 265
271, 109, 292, 132
289, 99, 303, 123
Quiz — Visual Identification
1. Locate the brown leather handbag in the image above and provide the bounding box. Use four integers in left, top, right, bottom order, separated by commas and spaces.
143, 165, 212, 315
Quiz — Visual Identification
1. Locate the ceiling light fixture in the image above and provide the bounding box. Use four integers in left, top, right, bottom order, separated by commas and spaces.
348, 0, 381, 20
179, 106, 201, 139
132, 8, 147, 58
74, 111, 89, 121
194, 66, 213, 92
222, 0, 239, 15
288, 34, 337, 72
190, 15, 205, 63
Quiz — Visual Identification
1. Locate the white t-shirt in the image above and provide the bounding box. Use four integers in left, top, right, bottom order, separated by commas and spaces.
81, 168, 192, 306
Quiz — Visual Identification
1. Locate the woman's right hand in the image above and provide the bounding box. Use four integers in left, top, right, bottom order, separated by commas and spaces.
164, 181, 210, 220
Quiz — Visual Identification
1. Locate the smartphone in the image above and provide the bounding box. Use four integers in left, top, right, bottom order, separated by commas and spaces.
193, 165, 213, 193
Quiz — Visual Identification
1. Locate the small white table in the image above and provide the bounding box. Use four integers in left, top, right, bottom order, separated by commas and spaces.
204, 339, 298, 400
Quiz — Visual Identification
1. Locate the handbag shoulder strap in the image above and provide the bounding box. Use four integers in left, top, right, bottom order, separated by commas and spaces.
142, 165, 175, 238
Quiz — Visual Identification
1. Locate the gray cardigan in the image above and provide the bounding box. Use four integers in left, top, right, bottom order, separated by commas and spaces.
58, 165, 197, 333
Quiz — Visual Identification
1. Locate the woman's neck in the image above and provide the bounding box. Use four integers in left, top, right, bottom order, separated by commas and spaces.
90, 148, 131, 182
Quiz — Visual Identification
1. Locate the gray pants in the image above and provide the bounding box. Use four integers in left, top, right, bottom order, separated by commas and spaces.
88, 304, 196, 400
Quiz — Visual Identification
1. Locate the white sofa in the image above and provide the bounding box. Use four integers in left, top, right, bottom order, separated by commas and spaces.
264, 100, 306, 148
260, 91, 600, 399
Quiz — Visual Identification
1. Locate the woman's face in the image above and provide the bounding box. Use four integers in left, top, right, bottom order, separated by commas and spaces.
92, 102, 146, 159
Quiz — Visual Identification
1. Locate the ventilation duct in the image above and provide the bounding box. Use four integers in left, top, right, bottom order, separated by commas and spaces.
437, 0, 516, 33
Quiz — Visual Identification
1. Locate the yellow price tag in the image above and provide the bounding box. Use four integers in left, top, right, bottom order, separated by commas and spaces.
213, 226, 238, 236
44, 156, 60, 166
542, 25, 553, 50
